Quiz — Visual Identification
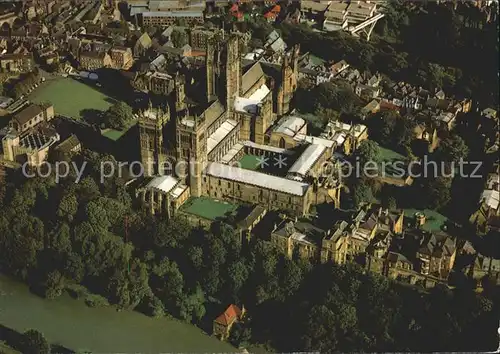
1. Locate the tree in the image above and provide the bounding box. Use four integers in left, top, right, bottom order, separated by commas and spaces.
85, 200, 111, 231
356, 140, 381, 166
382, 196, 397, 210
50, 223, 72, 253
77, 177, 101, 202
105, 102, 134, 130
171, 28, 188, 48
367, 111, 399, 144
352, 182, 374, 207
145, 294, 165, 318
21, 330, 50, 354
424, 177, 451, 210
43, 270, 65, 299
229, 321, 252, 347
178, 285, 206, 323
436, 135, 469, 164
226, 259, 249, 299
57, 193, 78, 223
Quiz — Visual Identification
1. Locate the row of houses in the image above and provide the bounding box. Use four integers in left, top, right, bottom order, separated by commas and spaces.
266, 204, 499, 288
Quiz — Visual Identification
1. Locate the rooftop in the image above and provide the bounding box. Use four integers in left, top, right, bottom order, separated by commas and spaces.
288, 144, 326, 178
145, 175, 180, 194
142, 10, 203, 17
12, 104, 44, 126
206, 162, 309, 196
207, 119, 238, 154
274, 115, 307, 137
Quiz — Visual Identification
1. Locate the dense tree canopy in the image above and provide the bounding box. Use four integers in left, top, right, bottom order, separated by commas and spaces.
105, 102, 134, 130
0, 149, 498, 352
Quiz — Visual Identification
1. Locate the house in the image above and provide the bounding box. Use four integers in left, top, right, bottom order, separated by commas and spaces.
469, 172, 500, 232
415, 231, 457, 279
0, 53, 34, 73
361, 99, 380, 118
413, 123, 439, 152
482, 107, 498, 120
9, 104, 55, 134
320, 120, 368, 155
264, 5, 281, 23
236, 205, 267, 244
141, 10, 204, 27
213, 304, 245, 340
53, 134, 82, 160
109, 46, 134, 70
79, 51, 112, 71
271, 220, 324, 260
384, 251, 414, 274
134, 32, 152, 57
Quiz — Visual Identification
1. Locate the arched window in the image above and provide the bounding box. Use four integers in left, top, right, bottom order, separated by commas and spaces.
279, 137, 286, 149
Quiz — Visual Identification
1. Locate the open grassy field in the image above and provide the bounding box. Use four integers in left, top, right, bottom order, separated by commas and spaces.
181, 197, 238, 221
29, 77, 116, 119
0, 275, 234, 353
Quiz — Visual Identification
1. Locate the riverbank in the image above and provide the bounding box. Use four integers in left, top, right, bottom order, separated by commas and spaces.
0, 274, 235, 353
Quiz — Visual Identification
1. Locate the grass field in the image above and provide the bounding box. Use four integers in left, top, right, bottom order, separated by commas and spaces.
29, 77, 116, 119
181, 197, 238, 221
403, 208, 448, 232
101, 128, 127, 141
239, 154, 260, 170
0, 275, 234, 353
379, 146, 405, 163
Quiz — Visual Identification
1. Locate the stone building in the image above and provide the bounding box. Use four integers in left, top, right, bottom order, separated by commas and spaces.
136, 33, 341, 217
79, 50, 112, 71
1, 103, 59, 167
109, 46, 134, 70
0, 53, 34, 73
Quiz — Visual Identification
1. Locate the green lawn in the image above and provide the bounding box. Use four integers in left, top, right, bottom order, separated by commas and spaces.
0, 275, 234, 353
403, 208, 448, 232
239, 154, 260, 170
29, 77, 116, 119
379, 146, 405, 163
378, 146, 407, 177
101, 128, 127, 141
181, 197, 238, 221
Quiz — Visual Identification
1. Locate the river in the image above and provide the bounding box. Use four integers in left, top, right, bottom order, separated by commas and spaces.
0, 274, 236, 353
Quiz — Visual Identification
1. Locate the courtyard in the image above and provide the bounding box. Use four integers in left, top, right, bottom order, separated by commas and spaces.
180, 197, 239, 221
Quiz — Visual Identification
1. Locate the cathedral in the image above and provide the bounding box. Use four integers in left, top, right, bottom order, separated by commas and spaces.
137, 32, 343, 218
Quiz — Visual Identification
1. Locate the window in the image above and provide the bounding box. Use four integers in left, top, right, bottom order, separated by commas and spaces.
218, 180, 221, 186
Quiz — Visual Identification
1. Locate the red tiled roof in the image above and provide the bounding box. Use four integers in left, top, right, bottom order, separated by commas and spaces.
264, 11, 277, 19
214, 304, 242, 326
